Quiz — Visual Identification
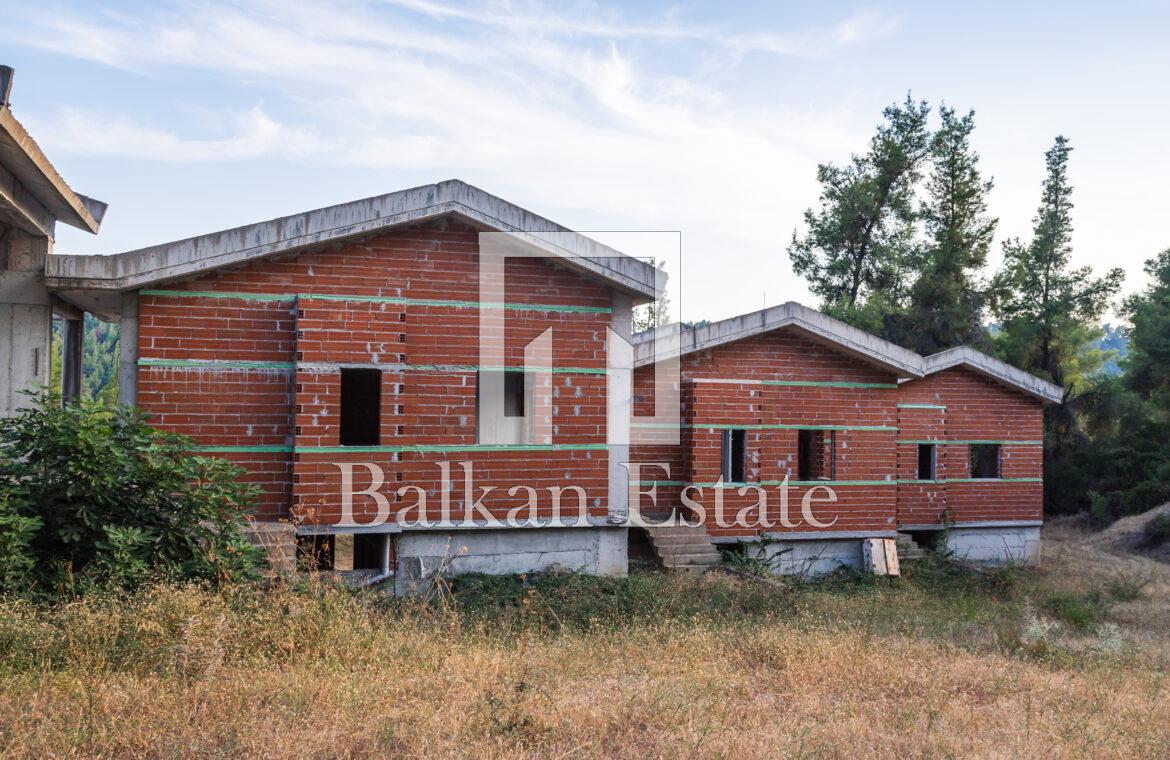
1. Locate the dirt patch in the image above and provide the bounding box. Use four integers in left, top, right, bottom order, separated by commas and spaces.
1073, 503, 1170, 563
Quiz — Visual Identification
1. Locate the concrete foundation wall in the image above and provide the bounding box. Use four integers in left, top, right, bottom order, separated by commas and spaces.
394, 526, 627, 594
762, 538, 864, 576
944, 526, 1041, 565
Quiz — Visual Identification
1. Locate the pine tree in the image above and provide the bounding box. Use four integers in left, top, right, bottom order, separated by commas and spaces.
898, 106, 997, 354
990, 136, 1123, 390
1124, 248, 1170, 414
788, 95, 931, 331
632, 259, 672, 333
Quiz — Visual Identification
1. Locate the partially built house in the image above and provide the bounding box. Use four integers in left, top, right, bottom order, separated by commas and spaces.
0, 66, 1063, 586
629, 305, 1061, 573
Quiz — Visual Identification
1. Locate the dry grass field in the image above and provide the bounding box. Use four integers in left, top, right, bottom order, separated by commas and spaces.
1, 519, 1168, 759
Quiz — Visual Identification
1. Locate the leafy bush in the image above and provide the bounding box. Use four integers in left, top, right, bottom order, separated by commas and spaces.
0, 497, 39, 593
1040, 590, 1107, 630
0, 391, 261, 593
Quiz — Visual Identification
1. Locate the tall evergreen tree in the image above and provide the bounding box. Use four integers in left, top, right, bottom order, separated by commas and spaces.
990, 136, 1123, 390
1124, 248, 1170, 414
632, 259, 672, 333
788, 95, 931, 331
897, 106, 997, 354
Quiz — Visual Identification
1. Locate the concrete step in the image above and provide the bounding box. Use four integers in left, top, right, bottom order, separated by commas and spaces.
896, 533, 926, 560
649, 535, 718, 548
643, 525, 721, 572
651, 538, 720, 552
645, 525, 707, 538
667, 564, 713, 576
664, 549, 725, 561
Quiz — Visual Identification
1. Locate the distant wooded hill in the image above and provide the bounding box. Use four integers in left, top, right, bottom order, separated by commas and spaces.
50, 315, 119, 405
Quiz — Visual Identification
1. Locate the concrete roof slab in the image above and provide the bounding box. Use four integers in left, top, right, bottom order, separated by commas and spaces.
44, 180, 657, 300
920, 347, 1064, 403
633, 301, 925, 379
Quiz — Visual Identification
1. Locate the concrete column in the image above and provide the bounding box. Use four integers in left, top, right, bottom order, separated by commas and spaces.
607, 290, 633, 525
118, 292, 138, 406
0, 230, 52, 415
61, 316, 82, 401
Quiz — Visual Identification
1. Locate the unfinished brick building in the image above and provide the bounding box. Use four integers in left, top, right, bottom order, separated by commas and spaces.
630, 304, 1061, 574
45, 181, 656, 591
3, 63, 1061, 583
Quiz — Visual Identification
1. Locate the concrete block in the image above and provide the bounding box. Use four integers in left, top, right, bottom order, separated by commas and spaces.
243, 521, 297, 576
764, 539, 863, 577
394, 527, 628, 595
944, 526, 1041, 565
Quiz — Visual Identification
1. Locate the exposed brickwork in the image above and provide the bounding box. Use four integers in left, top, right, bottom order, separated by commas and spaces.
632, 332, 1046, 539
897, 366, 1044, 526
136, 221, 616, 527
632, 330, 901, 538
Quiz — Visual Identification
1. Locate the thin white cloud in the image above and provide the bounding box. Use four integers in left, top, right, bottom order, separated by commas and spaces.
33, 105, 326, 162
9, 0, 893, 319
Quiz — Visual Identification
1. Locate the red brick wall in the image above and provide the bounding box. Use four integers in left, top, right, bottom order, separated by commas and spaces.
136, 221, 617, 526
897, 366, 1044, 526
631, 333, 1047, 538
632, 329, 901, 537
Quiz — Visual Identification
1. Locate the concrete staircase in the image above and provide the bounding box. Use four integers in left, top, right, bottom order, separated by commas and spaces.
645, 525, 722, 574
896, 533, 927, 561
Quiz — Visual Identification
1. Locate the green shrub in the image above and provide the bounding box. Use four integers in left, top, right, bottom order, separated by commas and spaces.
0, 390, 261, 593
1040, 590, 1106, 630
0, 497, 39, 593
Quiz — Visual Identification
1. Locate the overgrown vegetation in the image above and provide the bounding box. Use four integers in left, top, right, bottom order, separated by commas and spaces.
0, 533, 1167, 758
0, 391, 260, 594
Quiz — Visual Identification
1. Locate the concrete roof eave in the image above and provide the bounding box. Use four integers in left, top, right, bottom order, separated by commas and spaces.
44, 180, 657, 301
921, 347, 1065, 403
0, 106, 104, 235
632, 301, 925, 379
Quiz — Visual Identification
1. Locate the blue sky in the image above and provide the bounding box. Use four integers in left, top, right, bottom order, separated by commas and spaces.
4, 1, 1167, 323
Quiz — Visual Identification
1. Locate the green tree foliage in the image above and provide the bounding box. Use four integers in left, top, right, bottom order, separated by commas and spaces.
1044, 249, 1170, 520
49, 315, 120, 405
1123, 249, 1170, 413
893, 106, 997, 354
988, 137, 1125, 517
990, 137, 1124, 389
788, 95, 931, 332
0, 391, 260, 594
632, 259, 672, 333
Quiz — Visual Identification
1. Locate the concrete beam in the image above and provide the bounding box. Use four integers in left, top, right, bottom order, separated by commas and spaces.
921, 347, 1064, 403
44, 180, 656, 300
0, 95, 104, 234
634, 301, 925, 379
0, 157, 55, 238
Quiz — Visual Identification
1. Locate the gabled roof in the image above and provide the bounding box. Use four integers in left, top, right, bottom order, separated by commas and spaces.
920, 347, 1064, 403
632, 301, 1065, 403
633, 301, 925, 379
0, 66, 106, 237
44, 180, 656, 300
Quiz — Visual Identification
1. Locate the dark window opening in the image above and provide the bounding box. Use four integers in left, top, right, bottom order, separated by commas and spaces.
504, 371, 525, 417
969, 444, 1001, 479
720, 429, 746, 482
797, 429, 836, 481
353, 533, 388, 570
917, 443, 937, 480
340, 368, 381, 446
